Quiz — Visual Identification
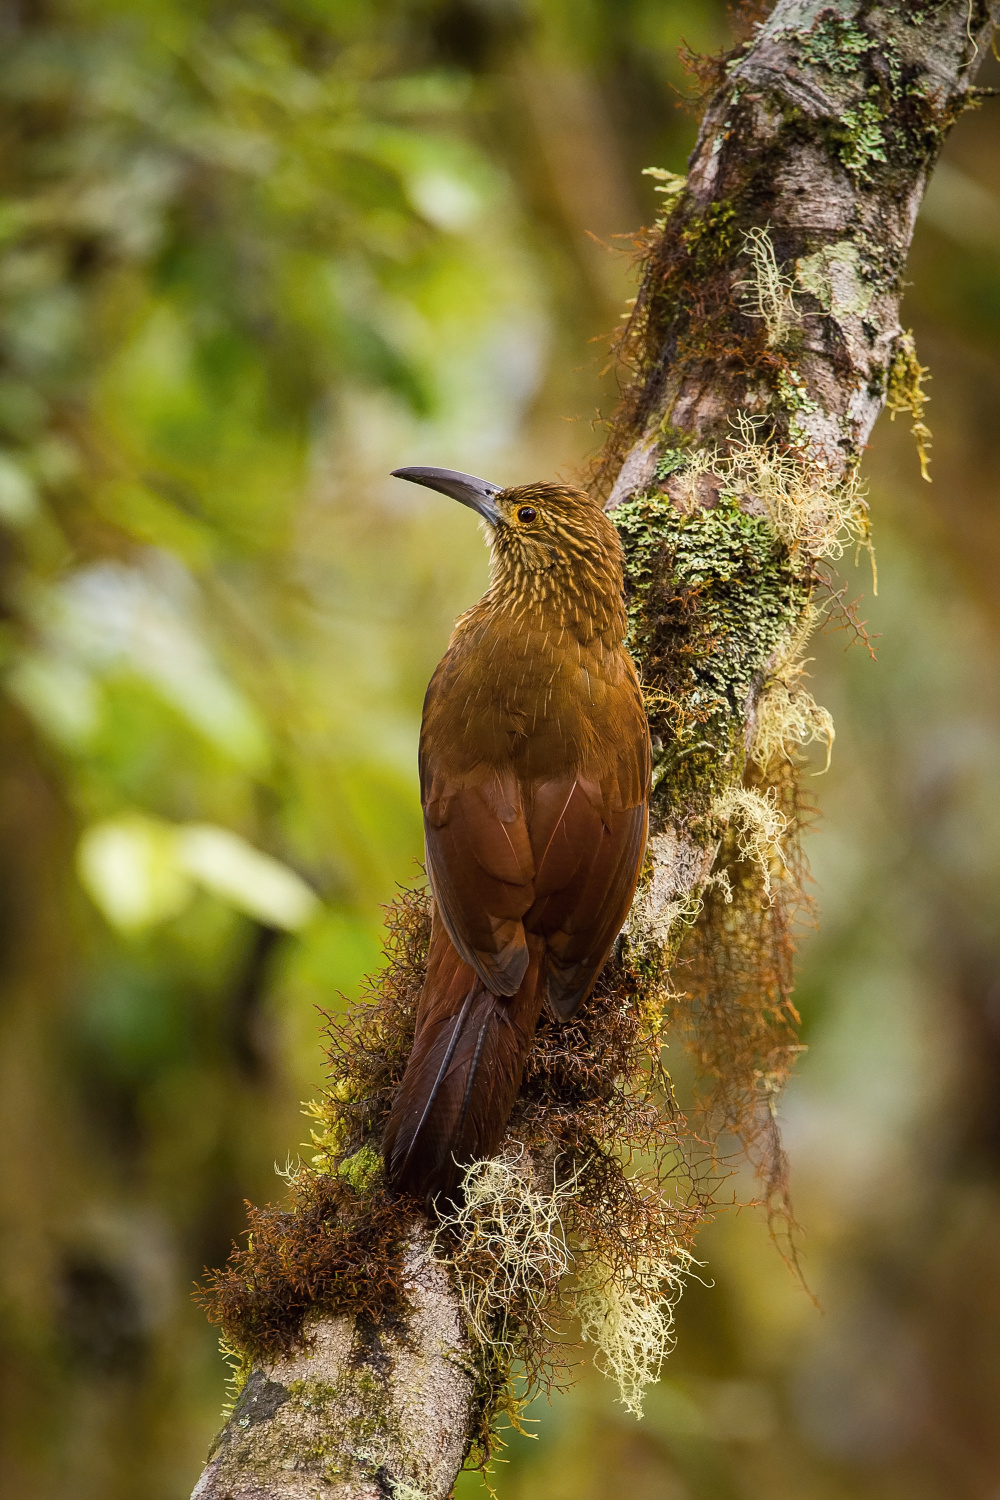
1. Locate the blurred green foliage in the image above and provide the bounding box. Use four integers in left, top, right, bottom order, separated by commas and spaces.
3, 3, 1000, 1499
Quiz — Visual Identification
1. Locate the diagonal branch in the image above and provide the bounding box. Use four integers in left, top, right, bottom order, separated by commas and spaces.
191, 5, 1000, 1496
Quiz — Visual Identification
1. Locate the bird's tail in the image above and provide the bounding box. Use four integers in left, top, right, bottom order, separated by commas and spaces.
383, 912, 545, 1204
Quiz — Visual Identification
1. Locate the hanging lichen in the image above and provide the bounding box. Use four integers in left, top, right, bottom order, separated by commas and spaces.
887, 329, 933, 482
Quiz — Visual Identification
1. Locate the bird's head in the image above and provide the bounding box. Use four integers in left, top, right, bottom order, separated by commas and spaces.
391, 466, 622, 588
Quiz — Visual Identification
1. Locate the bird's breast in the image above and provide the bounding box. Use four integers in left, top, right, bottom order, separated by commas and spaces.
422, 610, 640, 780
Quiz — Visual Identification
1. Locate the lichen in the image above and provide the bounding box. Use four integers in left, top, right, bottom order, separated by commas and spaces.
774, 366, 821, 444
789, 13, 889, 181
458, 959, 707, 1443
712, 415, 870, 561
576, 1249, 693, 1418
785, 9, 956, 186
615, 487, 805, 825
609, 428, 841, 1280
641, 165, 687, 230
795, 11, 873, 75
835, 96, 889, 182
886, 328, 932, 481
796, 240, 876, 318
736, 226, 800, 348
431, 1149, 575, 1362
751, 604, 835, 773
711, 784, 786, 902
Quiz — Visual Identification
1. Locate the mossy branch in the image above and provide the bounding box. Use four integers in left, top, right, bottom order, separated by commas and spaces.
190, 4, 1000, 1497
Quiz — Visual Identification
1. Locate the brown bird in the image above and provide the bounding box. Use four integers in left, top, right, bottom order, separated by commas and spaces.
382, 467, 651, 1203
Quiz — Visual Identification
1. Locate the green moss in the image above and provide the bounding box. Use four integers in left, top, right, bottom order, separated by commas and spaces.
337, 1144, 382, 1195
286, 1377, 338, 1408
681, 201, 738, 270
640, 200, 740, 371
220, 1336, 252, 1415
614, 488, 805, 827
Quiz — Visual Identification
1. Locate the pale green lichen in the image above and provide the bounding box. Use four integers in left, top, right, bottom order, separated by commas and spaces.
432, 1150, 575, 1360
434, 1147, 698, 1421
735, 226, 800, 347
711, 784, 787, 903
712, 416, 869, 562
837, 96, 889, 181
750, 604, 835, 774
788, 12, 901, 183
654, 447, 692, 483
774, 366, 820, 444
576, 1250, 694, 1418
389, 1481, 432, 1500
795, 12, 872, 74
796, 240, 876, 318
641, 166, 687, 230
790, 8, 949, 183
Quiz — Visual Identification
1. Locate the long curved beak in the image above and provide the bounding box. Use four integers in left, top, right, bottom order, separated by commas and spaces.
391, 466, 503, 525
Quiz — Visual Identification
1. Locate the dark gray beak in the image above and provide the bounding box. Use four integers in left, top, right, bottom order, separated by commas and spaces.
391, 466, 503, 525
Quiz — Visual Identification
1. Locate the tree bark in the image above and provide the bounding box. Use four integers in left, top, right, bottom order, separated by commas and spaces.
191, 4, 1000, 1495
192, 1221, 477, 1500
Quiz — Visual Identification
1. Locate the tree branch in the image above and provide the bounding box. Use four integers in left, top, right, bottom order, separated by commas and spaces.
193, 1220, 476, 1500
191, 4, 1000, 1496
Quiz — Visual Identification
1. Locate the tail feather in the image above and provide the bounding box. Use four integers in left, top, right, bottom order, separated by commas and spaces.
383, 913, 545, 1203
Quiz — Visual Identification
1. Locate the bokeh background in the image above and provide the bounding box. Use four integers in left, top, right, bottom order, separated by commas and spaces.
1, 3, 999, 1497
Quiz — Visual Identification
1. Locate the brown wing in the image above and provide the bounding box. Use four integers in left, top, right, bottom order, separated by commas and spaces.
422, 745, 649, 1017
526, 742, 649, 1019
422, 763, 536, 997
420, 626, 651, 1012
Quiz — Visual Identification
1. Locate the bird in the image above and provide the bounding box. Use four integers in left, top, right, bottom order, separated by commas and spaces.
382, 466, 651, 1204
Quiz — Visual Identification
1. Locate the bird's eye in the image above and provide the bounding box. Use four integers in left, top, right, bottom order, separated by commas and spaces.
517, 506, 537, 523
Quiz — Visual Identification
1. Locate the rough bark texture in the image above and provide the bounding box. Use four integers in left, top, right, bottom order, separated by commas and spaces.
602, 0, 999, 987
191, 4, 1000, 1496
603, 0, 997, 493
193, 1222, 476, 1499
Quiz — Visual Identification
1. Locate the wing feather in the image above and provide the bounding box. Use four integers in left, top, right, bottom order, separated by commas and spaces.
542, 800, 648, 1018
420, 657, 650, 1015
424, 778, 535, 996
